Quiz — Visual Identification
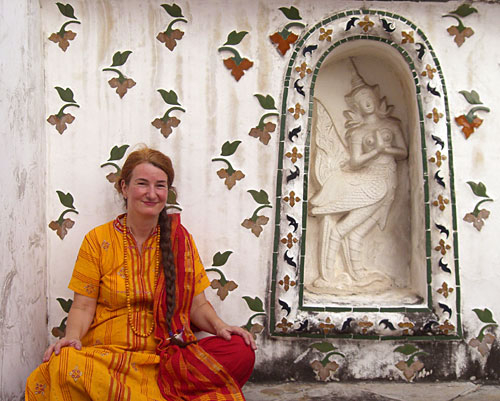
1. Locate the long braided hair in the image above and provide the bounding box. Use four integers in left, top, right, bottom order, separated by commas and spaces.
116, 146, 177, 333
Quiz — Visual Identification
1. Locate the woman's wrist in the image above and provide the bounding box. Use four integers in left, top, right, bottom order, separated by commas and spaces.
212, 320, 228, 335
62, 331, 81, 342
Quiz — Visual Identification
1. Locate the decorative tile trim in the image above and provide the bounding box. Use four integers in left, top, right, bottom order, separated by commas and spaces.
152, 89, 185, 138
270, 10, 460, 340
218, 31, 253, 81
48, 190, 78, 240
48, 2, 80, 52
442, 4, 478, 47
102, 51, 136, 98
47, 87, 80, 134
156, 3, 187, 51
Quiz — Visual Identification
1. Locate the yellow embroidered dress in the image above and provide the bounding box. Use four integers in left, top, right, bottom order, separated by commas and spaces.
25, 214, 215, 400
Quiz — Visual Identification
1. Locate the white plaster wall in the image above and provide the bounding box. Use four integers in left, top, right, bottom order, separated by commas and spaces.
3, 0, 498, 392
0, 0, 46, 398
435, 1, 500, 339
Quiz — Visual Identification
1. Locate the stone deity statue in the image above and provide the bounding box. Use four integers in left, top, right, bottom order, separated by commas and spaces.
308, 61, 408, 295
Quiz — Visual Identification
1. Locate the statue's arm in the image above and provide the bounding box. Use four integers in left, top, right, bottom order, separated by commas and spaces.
376, 124, 408, 160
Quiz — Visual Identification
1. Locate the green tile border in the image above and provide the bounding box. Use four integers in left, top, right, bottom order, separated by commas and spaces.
271, 8, 461, 341
353, 307, 380, 313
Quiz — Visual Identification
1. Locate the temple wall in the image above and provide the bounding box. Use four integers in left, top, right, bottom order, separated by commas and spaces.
0, 0, 46, 398
1, 0, 500, 397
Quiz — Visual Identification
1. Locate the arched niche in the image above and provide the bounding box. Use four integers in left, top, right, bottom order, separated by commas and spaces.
271, 10, 461, 339
304, 40, 425, 306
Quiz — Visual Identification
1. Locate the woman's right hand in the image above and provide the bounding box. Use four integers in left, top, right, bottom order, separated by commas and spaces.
42, 337, 82, 362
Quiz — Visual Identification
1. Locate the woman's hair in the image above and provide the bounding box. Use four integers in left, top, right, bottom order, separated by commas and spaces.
116, 146, 174, 192
116, 146, 177, 333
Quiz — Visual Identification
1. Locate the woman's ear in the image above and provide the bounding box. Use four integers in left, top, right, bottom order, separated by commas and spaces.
120, 179, 128, 199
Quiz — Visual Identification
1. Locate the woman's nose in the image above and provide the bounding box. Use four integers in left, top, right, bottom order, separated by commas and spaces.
146, 185, 156, 198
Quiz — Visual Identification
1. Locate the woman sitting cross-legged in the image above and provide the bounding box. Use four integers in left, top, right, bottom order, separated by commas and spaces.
25, 146, 256, 400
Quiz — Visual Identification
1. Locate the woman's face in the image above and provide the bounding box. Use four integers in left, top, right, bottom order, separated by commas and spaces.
121, 162, 169, 219
355, 89, 377, 115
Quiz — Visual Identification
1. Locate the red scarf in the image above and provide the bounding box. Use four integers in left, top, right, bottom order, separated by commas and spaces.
153, 214, 244, 401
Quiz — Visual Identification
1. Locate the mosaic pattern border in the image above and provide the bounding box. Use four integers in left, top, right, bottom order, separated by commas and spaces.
270, 9, 461, 340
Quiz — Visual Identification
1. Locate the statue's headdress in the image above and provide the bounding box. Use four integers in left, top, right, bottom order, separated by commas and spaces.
350, 58, 367, 92
345, 58, 379, 106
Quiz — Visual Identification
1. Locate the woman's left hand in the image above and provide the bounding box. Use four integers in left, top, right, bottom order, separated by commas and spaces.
216, 325, 257, 350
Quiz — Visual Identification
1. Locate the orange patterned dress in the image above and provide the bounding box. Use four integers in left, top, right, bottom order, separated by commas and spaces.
25, 214, 245, 401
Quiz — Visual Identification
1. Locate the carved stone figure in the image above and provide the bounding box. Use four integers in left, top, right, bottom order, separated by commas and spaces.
308, 60, 408, 295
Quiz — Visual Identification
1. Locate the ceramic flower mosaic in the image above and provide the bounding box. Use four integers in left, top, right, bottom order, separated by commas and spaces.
49, 190, 78, 239
151, 89, 185, 138
218, 31, 253, 81
102, 51, 136, 98
47, 87, 79, 134
212, 141, 245, 190
206, 251, 238, 301
48, 2, 80, 52
156, 3, 187, 51
442, 3, 478, 47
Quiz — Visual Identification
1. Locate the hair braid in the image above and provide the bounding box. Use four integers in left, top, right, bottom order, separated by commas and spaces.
158, 208, 176, 333
116, 146, 177, 333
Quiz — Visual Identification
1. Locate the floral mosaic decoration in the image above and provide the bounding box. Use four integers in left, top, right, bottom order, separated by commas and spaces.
463, 181, 493, 231
242, 296, 266, 340
218, 31, 253, 81
206, 251, 238, 301
102, 51, 136, 98
279, 274, 296, 292
248, 94, 279, 145
394, 344, 429, 382
455, 90, 490, 139
309, 342, 345, 382
269, 6, 305, 56
49, 190, 78, 239
100, 144, 129, 184
469, 308, 497, 357
51, 297, 73, 338
211, 141, 245, 190
49, 2, 80, 51
442, 3, 478, 47
47, 87, 80, 134
241, 190, 272, 237
152, 89, 185, 138
156, 3, 187, 51
166, 189, 182, 212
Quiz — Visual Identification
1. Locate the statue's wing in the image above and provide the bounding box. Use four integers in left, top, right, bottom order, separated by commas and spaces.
313, 98, 348, 186
310, 171, 388, 214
